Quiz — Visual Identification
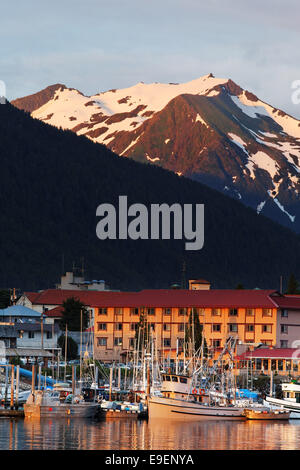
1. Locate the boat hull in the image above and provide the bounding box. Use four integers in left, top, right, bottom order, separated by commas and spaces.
24, 402, 99, 418
148, 396, 245, 420
265, 397, 300, 419
244, 408, 290, 420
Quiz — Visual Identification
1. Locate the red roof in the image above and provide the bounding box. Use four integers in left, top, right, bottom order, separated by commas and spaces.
22, 288, 281, 309
236, 348, 299, 360
273, 296, 300, 309
45, 306, 63, 318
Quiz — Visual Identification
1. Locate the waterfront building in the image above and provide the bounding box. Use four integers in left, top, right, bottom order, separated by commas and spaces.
15, 283, 300, 364
235, 347, 300, 377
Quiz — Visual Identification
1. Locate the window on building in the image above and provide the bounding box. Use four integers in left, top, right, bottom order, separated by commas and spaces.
28, 331, 35, 339
178, 323, 185, 332
198, 308, 205, 316
163, 338, 171, 347
212, 339, 221, 348
130, 308, 139, 316
262, 324, 272, 333
293, 360, 299, 371
163, 308, 172, 315
97, 337, 107, 347
212, 308, 221, 316
179, 308, 187, 316
147, 308, 155, 315
129, 338, 135, 348
97, 323, 107, 331
178, 338, 185, 348
46, 331, 52, 339
212, 324, 221, 332
256, 359, 262, 370
286, 360, 291, 371
115, 323, 122, 331
263, 359, 269, 370
262, 340, 273, 346
281, 309, 288, 318
246, 309, 255, 316
150, 323, 155, 332
262, 308, 272, 317
281, 324, 288, 334
163, 324, 171, 332
228, 324, 238, 332
280, 340, 288, 348
114, 308, 123, 315
130, 323, 138, 331
229, 309, 238, 316
278, 360, 284, 371
114, 337, 122, 347
98, 308, 107, 315
246, 324, 254, 332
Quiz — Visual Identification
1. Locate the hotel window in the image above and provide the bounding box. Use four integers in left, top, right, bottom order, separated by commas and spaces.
163, 308, 172, 315
246, 309, 255, 316
97, 323, 107, 331
163, 323, 171, 332
262, 340, 272, 346
246, 324, 254, 332
114, 337, 122, 347
212, 308, 221, 316
114, 308, 123, 315
179, 308, 187, 316
130, 323, 138, 331
212, 339, 221, 348
98, 308, 107, 315
293, 360, 299, 371
278, 360, 284, 371
150, 323, 155, 332
97, 337, 107, 347
115, 323, 122, 331
281, 340, 288, 348
130, 308, 139, 315
281, 309, 288, 318
228, 324, 238, 332
164, 338, 171, 347
212, 324, 221, 332
129, 338, 135, 348
229, 309, 238, 316
262, 308, 272, 317
28, 331, 35, 339
146, 308, 155, 315
198, 308, 205, 316
286, 360, 291, 371
262, 324, 272, 333
178, 338, 185, 348
178, 323, 185, 332
191, 308, 200, 315
281, 324, 288, 334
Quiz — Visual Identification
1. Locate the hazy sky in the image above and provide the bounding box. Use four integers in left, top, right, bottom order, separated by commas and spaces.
2, 0, 300, 118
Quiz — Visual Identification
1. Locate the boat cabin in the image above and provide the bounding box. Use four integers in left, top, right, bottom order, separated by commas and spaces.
282, 382, 300, 403
160, 374, 209, 403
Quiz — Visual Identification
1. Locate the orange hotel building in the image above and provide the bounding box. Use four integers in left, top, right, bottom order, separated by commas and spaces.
20, 282, 300, 365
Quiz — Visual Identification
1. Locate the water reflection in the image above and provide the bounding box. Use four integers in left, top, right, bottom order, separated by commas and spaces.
0, 417, 300, 450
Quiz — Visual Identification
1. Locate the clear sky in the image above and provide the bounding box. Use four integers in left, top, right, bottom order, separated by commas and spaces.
2, 0, 300, 118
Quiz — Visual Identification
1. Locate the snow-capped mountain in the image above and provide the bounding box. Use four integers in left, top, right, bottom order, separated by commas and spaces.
12, 74, 300, 232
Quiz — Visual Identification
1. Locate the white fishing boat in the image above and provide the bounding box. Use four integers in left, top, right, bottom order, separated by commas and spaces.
148, 373, 245, 420
265, 381, 300, 419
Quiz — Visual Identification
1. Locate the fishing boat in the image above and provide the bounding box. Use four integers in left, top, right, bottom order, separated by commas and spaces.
265, 381, 300, 419
148, 372, 246, 420
244, 407, 290, 420
24, 383, 100, 418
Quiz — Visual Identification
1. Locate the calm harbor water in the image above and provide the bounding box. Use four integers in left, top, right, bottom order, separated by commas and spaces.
1, 417, 300, 450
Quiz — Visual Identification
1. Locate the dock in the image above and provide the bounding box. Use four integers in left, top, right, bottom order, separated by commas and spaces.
0, 408, 24, 417
103, 409, 148, 419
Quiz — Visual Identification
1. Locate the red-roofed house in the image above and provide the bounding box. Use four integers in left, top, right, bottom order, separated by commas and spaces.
235, 347, 300, 376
